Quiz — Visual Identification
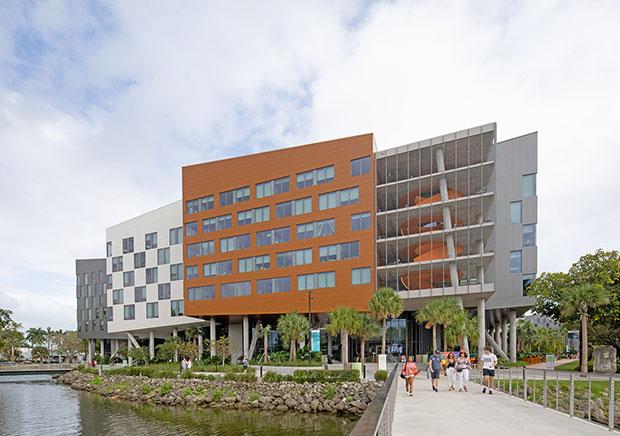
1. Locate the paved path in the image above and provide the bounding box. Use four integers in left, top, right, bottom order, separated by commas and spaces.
392, 375, 614, 435
526, 358, 577, 369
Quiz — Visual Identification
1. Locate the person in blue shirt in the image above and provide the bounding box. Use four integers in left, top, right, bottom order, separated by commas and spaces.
428, 350, 442, 392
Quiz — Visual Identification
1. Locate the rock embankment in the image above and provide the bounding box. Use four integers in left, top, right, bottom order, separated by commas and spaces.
58, 371, 378, 415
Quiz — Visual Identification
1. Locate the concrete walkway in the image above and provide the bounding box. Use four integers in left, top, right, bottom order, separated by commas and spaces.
392, 375, 614, 435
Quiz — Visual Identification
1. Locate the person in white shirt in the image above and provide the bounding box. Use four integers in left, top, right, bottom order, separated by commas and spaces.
480, 346, 498, 394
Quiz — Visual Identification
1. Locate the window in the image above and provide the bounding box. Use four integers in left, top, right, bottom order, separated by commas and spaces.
319, 187, 359, 210
510, 250, 522, 273
238, 207, 270, 226
107, 307, 113, 321
319, 241, 359, 262
187, 241, 215, 258
351, 156, 371, 176
124, 304, 135, 320
113, 289, 123, 305
523, 224, 536, 247
220, 234, 250, 253
203, 214, 232, 233
186, 195, 214, 215
276, 249, 312, 268
219, 186, 250, 206
122, 237, 134, 254
158, 283, 171, 300
204, 260, 233, 277
256, 176, 290, 199
134, 252, 146, 268
276, 197, 312, 218
352, 267, 371, 285
238, 255, 271, 273
106, 274, 112, 290
170, 263, 183, 281
145, 232, 158, 249
157, 247, 170, 265
522, 274, 536, 296
523, 174, 536, 197
186, 265, 199, 279
106, 242, 112, 257
99, 270, 104, 282
257, 227, 290, 246
257, 277, 291, 295
351, 212, 371, 231
185, 221, 198, 237
171, 299, 184, 316
112, 256, 123, 272
221, 281, 252, 298
297, 219, 335, 239
510, 201, 522, 224
297, 272, 335, 290
146, 267, 158, 284
134, 286, 146, 303
169, 227, 182, 245
123, 271, 135, 287
146, 302, 159, 319
188, 285, 215, 301
296, 165, 335, 188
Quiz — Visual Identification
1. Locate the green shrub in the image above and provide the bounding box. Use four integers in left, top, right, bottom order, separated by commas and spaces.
141, 384, 152, 394
374, 370, 388, 381
90, 376, 102, 385
248, 391, 260, 402
159, 383, 172, 395
181, 387, 193, 397
262, 372, 294, 382
212, 387, 224, 401
195, 385, 205, 395
293, 369, 359, 383
194, 374, 218, 381
224, 372, 257, 382
323, 384, 336, 400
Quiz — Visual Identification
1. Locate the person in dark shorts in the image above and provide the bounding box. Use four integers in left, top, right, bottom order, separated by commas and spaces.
428, 350, 442, 392
480, 346, 498, 394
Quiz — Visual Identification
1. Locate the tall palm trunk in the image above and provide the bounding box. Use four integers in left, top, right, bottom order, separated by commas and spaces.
360, 339, 366, 365
580, 313, 588, 375
341, 330, 348, 364
381, 318, 387, 354
263, 334, 270, 362
290, 339, 296, 361
432, 325, 437, 351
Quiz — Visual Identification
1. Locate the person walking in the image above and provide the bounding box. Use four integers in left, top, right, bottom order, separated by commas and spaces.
402, 356, 418, 396
428, 350, 442, 392
445, 353, 457, 391
456, 351, 470, 392
480, 346, 498, 394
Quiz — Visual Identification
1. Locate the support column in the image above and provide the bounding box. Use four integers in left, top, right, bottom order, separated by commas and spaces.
477, 298, 486, 355
457, 297, 470, 355
172, 328, 178, 362
100, 340, 105, 357
327, 332, 333, 359
494, 323, 502, 351
509, 310, 517, 362
435, 147, 459, 288
149, 331, 155, 360
210, 318, 216, 357
127, 338, 133, 366
243, 316, 249, 359
198, 333, 203, 360
485, 331, 509, 360
502, 318, 508, 354
87, 339, 95, 362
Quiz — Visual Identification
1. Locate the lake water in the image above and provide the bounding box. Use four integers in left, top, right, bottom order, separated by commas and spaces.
0, 374, 357, 435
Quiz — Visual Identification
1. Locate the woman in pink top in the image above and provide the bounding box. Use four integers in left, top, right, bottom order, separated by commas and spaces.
402, 356, 418, 397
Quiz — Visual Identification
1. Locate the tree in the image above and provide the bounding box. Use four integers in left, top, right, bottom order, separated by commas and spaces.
31, 345, 48, 362
326, 307, 359, 365
277, 312, 309, 362
352, 314, 380, 365
368, 287, 404, 354
178, 342, 199, 360
416, 300, 444, 351
127, 346, 149, 365
26, 327, 46, 348
0, 309, 24, 361
435, 298, 462, 348
185, 325, 203, 347
156, 337, 181, 362
213, 336, 233, 366
531, 327, 564, 355
445, 309, 478, 353
60, 331, 85, 362
517, 319, 538, 353
561, 283, 609, 375
45, 327, 54, 362
258, 323, 271, 362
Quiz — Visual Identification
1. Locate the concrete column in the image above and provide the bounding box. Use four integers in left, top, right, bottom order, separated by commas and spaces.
476, 266, 485, 284
494, 323, 502, 350
100, 340, 105, 357
210, 318, 216, 357
509, 310, 517, 362
149, 331, 155, 360
87, 339, 95, 362
477, 298, 486, 355
198, 333, 203, 360
502, 318, 508, 354
243, 316, 249, 359
172, 328, 178, 362
327, 332, 333, 358
127, 339, 133, 366
435, 148, 446, 173
485, 331, 509, 360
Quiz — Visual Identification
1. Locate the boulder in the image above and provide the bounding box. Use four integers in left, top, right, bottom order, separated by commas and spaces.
593, 346, 617, 374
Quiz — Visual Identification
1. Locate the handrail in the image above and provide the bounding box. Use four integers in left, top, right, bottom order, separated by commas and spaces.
350, 363, 401, 436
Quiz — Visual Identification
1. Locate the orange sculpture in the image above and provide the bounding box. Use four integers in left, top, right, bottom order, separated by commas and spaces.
398, 189, 463, 208
399, 242, 465, 263
399, 269, 464, 290
399, 215, 464, 236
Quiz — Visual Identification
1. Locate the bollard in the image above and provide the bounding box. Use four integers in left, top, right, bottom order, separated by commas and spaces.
569, 373, 574, 417
260, 366, 263, 378
609, 376, 615, 431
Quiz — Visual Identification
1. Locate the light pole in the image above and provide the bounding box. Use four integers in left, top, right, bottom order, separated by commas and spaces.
308, 289, 313, 366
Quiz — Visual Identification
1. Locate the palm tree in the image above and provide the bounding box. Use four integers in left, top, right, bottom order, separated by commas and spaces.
326, 307, 360, 365
352, 314, 380, 365
258, 323, 271, 363
561, 283, 609, 375
45, 327, 53, 361
277, 312, 309, 361
185, 325, 203, 347
445, 309, 478, 353
368, 287, 404, 354
416, 300, 444, 351
26, 327, 46, 348
517, 319, 537, 353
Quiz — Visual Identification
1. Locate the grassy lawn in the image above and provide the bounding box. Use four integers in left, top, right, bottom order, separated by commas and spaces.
555, 360, 593, 372
105, 362, 247, 377
253, 360, 323, 367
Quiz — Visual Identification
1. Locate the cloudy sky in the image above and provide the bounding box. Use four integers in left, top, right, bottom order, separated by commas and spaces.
1, 1, 619, 330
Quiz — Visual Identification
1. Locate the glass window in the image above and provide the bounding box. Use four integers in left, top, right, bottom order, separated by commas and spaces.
134, 286, 146, 303
220, 234, 250, 253
221, 281, 252, 298
276, 197, 312, 218
523, 224, 536, 247
238, 255, 271, 273
185, 265, 199, 279
112, 289, 123, 305
257, 277, 291, 295
107, 307, 113, 321
257, 176, 290, 199
123, 271, 135, 287
106, 242, 112, 257
112, 256, 123, 272
158, 283, 171, 300
351, 156, 371, 176
297, 219, 335, 240
187, 240, 215, 257
171, 299, 184, 316
319, 241, 359, 262
352, 267, 371, 285
170, 263, 183, 281
169, 227, 182, 245
185, 221, 198, 237
186, 195, 214, 215
123, 304, 135, 320
146, 302, 159, 319
522, 273, 536, 296
319, 187, 359, 210
510, 250, 522, 273
134, 252, 146, 268
523, 174, 536, 197
106, 274, 112, 290
238, 207, 270, 226
122, 237, 134, 254
297, 272, 335, 291
220, 187, 250, 206
188, 285, 215, 301
202, 214, 232, 233
510, 201, 522, 224
351, 212, 371, 231
296, 165, 335, 188
146, 267, 158, 284
157, 247, 170, 265
276, 249, 312, 268
204, 260, 233, 277
145, 232, 158, 249
257, 227, 290, 246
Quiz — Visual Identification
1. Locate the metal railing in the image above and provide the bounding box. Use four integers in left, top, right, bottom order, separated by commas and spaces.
472, 365, 619, 432
350, 363, 401, 436
0, 363, 77, 371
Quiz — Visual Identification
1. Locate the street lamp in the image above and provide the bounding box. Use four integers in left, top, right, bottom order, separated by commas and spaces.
308, 288, 313, 367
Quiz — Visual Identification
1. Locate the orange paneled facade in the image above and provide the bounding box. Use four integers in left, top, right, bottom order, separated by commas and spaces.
182, 134, 376, 317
